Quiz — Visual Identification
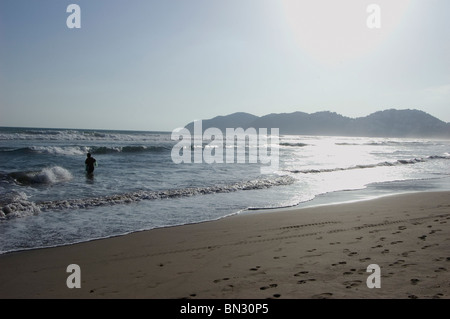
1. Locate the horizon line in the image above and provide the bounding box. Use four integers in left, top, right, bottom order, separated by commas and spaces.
1, 107, 448, 132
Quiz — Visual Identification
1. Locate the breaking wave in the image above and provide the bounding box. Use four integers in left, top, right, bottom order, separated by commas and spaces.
8, 166, 73, 185
1, 176, 295, 218
1, 145, 171, 156
286, 155, 450, 174
0, 191, 41, 219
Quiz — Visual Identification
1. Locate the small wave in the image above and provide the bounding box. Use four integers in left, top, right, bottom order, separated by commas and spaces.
287, 155, 448, 174
29, 146, 88, 156
335, 141, 433, 147
0, 147, 19, 152
8, 166, 73, 185
90, 145, 170, 154
428, 155, 450, 160
1, 146, 88, 156
2, 145, 170, 156
365, 140, 430, 146
335, 143, 361, 146
0, 128, 170, 142
280, 142, 309, 147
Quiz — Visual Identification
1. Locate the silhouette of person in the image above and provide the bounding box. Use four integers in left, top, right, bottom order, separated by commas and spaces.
85, 153, 96, 175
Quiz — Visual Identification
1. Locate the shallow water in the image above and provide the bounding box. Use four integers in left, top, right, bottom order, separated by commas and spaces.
1, 127, 449, 253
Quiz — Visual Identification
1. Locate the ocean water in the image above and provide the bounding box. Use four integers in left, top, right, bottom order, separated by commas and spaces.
1, 127, 449, 254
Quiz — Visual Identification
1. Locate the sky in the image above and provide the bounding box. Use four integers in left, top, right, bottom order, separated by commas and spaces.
0, 0, 449, 131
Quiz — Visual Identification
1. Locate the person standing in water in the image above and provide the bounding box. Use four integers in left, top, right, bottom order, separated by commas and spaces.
85, 153, 97, 175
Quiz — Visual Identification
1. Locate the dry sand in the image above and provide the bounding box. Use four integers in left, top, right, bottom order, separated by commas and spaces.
0, 191, 449, 299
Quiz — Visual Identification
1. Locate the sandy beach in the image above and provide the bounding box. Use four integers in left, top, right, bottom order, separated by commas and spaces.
0, 191, 449, 299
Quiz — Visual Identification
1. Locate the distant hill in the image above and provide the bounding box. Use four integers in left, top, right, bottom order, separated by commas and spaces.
185, 112, 259, 133
185, 109, 450, 138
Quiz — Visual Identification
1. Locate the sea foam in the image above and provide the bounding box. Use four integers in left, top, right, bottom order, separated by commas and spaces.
0, 191, 41, 219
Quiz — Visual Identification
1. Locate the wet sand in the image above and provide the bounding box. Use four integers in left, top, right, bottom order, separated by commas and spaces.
0, 191, 449, 299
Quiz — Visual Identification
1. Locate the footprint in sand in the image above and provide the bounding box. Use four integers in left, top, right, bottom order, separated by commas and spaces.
312, 292, 333, 299
389, 259, 405, 266
213, 278, 230, 283
331, 261, 347, 266
434, 267, 447, 273
260, 284, 278, 290
410, 278, 420, 285
400, 263, 417, 268
297, 279, 316, 284
294, 271, 309, 276
357, 268, 367, 275
344, 280, 362, 288
422, 244, 439, 250
401, 250, 416, 257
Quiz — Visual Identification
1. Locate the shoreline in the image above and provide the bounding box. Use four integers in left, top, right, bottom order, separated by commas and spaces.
3, 175, 449, 256
1, 191, 449, 299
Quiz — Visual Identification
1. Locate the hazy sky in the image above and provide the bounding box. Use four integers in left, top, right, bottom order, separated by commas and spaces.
1, 0, 449, 131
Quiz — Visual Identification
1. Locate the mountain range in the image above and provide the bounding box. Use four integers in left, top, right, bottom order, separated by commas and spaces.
185, 109, 450, 138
